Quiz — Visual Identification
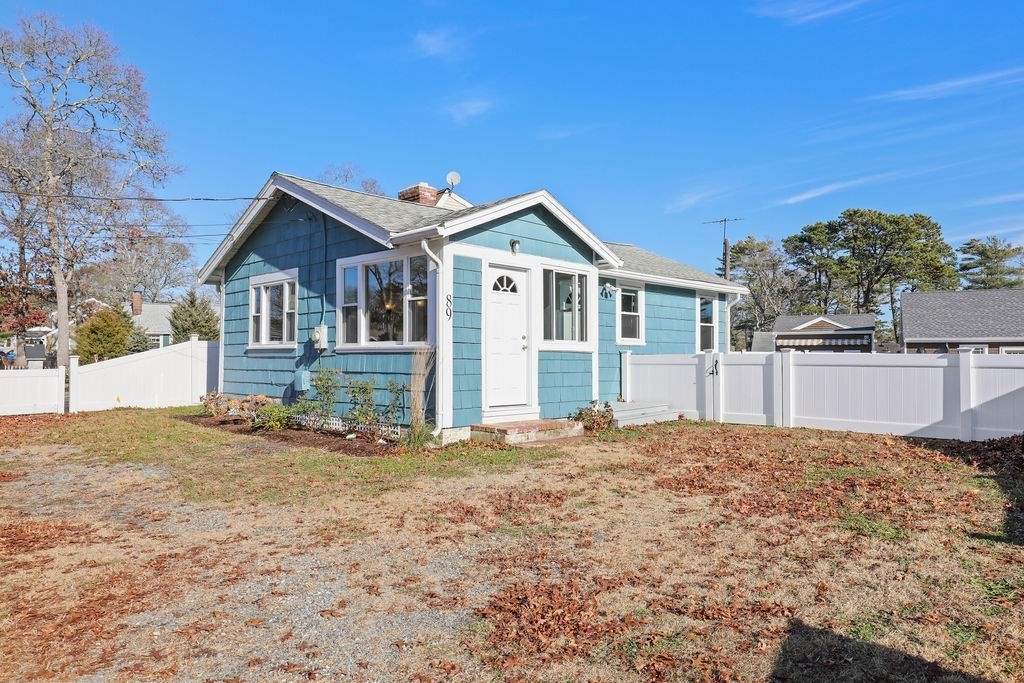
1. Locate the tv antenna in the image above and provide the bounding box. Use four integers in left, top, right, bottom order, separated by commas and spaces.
702, 217, 744, 280
445, 170, 461, 189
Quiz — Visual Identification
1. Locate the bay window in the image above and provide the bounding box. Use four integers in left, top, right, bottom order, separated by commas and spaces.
249, 270, 298, 347
543, 269, 587, 342
336, 253, 432, 347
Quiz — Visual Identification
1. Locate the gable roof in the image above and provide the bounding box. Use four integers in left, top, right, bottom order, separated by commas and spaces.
603, 242, 746, 293
773, 314, 875, 333
198, 173, 625, 284
901, 289, 1024, 341
127, 302, 175, 336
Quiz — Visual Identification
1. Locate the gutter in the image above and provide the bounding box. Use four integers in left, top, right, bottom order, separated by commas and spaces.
420, 239, 444, 437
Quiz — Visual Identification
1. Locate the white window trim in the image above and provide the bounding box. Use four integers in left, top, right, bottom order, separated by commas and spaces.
248, 268, 299, 351
959, 344, 988, 355
615, 281, 645, 346
335, 247, 434, 351
1000, 346, 1024, 354
696, 291, 718, 353
540, 265, 593, 350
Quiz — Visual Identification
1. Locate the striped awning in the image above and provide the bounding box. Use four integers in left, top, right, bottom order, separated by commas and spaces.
776, 335, 871, 347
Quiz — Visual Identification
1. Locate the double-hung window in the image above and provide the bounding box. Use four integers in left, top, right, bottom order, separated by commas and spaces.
337, 253, 431, 346
698, 295, 716, 351
250, 270, 298, 347
617, 285, 643, 344
542, 269, 587, 342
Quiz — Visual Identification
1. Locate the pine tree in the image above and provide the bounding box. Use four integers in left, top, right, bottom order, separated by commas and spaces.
74, 309, 131, 363
958, 237, 1024, 289
169, 289, 220, 343
126, 323, 152, 353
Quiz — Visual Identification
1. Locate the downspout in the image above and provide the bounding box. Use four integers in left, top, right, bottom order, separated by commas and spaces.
421, 239, 444, 437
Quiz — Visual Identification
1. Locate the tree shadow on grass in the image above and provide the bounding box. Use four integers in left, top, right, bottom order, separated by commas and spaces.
770, 620, 993, 683
909, 433, 1024, 548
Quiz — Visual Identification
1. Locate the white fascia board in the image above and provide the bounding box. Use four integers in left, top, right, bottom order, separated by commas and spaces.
197, 173, 394, 286
794, 315, 849, 330
398, 191, 625, 268
602, 268, 749, 295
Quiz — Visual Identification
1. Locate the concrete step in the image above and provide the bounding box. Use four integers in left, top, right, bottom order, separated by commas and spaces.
470, 419, 584, 445
609, 401, 680, 428
613, 410, 680, 428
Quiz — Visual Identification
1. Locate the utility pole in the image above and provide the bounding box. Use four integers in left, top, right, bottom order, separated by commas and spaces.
702, 217, 744, 280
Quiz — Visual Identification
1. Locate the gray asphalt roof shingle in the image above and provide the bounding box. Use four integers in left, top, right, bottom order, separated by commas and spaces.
604, 242, 735, 288
901, 289, 1024, 340
126, 302, 175, 336
772, 314, 876, 332
275, 176, 740, 289
279, 174, 452, 233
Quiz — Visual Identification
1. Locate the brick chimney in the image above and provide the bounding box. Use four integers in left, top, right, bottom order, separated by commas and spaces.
131, 287, 143, 316
397, 182, 439, 206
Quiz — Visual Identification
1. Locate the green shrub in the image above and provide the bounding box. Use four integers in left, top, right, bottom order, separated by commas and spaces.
254, 403, 296, 431
345, 376, 378, 427
307, 368, 342, 429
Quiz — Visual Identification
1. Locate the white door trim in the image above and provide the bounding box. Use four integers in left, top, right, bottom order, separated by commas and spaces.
481, 261, 537, 422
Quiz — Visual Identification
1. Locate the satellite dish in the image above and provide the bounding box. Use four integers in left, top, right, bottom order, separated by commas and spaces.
446, 170, 461, 189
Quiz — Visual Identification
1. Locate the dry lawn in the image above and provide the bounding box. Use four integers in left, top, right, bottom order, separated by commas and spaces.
0, 408, 1021, 682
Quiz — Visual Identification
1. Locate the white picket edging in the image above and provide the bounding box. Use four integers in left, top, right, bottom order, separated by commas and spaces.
0, 366, 65, 416
69, 335, 219, 412
626, 351, 1024, 441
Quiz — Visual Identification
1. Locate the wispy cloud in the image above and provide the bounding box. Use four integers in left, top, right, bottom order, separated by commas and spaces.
946, 224, 1024, 243
665, 188, 726, 214
414, 29, 458, 58
966, 191, 1024, 207
536, 123, 601, 141
866, 66, 1024, 102
443, 97, 493, 125
777, 171, 897, 205
751, 0, 868, 25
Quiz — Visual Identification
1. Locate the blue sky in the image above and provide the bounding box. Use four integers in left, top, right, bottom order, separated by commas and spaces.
2, 0, 1023, 273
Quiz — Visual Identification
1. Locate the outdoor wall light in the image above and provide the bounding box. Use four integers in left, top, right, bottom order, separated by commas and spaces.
510, 239, 521, 254
602, 281, 618, 294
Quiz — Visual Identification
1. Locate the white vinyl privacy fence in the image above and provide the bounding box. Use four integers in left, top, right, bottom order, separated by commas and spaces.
622, 350, 1024, 441
0, 367, 66, 415
69, 335, 218, 412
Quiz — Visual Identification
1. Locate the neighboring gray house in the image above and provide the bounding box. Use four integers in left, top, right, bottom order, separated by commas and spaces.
752, 314, 876, 352
902, 289, 1024, 354
126, 289, 174, 348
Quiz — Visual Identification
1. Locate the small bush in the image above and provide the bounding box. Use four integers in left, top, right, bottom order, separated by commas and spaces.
345, 377, 378, 427
201, 391, 230, 416
307, 368, 343, 430
254, 403, 296, 431
402, 421, 436, 450
571, 401, 615, 432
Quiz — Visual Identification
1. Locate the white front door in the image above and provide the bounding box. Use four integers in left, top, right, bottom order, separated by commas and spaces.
485, 265, 530, 408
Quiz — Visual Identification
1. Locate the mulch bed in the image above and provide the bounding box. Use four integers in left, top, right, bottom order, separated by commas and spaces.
179, 414, 395, 456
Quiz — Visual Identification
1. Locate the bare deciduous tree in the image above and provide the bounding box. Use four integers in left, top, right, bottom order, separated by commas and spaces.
0, 14, 175, 366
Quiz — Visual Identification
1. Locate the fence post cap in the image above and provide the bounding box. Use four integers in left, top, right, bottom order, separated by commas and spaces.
190, 334, 199, 342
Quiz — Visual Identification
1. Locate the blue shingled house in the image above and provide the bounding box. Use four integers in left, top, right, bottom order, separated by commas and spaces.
198, 173, 746, 440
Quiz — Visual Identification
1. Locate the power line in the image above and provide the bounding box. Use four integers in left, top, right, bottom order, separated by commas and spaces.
0, 187, 271, 202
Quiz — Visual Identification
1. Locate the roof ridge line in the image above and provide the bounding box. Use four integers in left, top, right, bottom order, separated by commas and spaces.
275, 172, 452, 212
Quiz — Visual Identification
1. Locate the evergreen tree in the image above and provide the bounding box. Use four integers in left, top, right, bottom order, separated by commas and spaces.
958, 237, 1024, 289
75, 309, 131, 363
169, 289, 220, 343
126, 323, 152, 353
